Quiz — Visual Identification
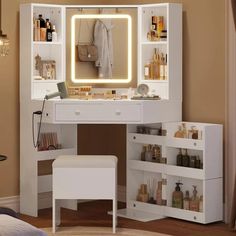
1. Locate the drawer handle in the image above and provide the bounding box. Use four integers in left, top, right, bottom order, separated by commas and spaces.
75, 110, 81, 115
194, 142, 197, 146
115, 110, 121, 115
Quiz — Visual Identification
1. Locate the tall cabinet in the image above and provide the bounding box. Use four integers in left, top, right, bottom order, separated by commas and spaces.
120, 122, 223, 223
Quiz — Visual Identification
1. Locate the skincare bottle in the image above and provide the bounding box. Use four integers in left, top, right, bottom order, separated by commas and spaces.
182, 149, 190, 167
195, 156, 201, 169
174, 125, 184, 138
189, 155, 196, 168
164, 54, 167, 80
52, 25, 58, 42
156, 181, 162, 205
144, 62, 150, 80
46, 19, 52, 42
183, 190, 190, 210
153, 48, 159, 80
176, 148, 183, 166
182, 123, 188, 138
145, 145, 153, 162
199, 195, 203, 212
172, 182, 183, 209
38, 14, 46, 41
141, 145, 146, 161
160, 53, 165, 80
189, 185, 200, 212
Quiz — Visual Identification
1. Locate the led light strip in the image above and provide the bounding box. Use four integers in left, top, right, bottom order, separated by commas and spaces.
71, 14, 132, 84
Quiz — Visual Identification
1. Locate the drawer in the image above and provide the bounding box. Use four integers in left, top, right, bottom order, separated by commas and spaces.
55, 103, 141, 122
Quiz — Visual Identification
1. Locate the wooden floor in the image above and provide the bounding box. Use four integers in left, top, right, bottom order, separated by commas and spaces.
20, 201, 235, 236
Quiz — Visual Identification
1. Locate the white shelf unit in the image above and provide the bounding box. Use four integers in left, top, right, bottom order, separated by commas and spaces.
137, 3, 182, 101
119, 122, 223, 223
20, 4, 77, 217
31, 4, 65, 99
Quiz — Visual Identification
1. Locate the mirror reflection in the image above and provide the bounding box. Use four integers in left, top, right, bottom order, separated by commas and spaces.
66, 8, 137, 86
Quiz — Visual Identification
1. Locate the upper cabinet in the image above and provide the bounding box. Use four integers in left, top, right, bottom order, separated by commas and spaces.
20, 3, 182, 102
138, 4, 182, 100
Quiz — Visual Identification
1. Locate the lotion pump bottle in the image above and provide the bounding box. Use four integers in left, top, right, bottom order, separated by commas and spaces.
172, 182, 183, 209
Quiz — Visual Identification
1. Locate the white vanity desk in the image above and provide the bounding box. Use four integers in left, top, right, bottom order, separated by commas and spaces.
20, 2, 183, 219
36, 98, 181, 124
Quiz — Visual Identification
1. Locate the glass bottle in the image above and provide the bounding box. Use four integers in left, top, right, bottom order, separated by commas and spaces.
164, 54, 167, 80
182, 149, 190, 167
141, 145, 146, 161
174, 125, 184, 138
159, 53, 165, 80
183, 190, 190, 210
145, 145, 153, 162
153, 48, 159, 80
189, 185, 200, 212
144, 62, 150, 80
172, 182, 183, 209
176, 148, 183, 166
46, 19, 52, 42
52, 25, 58, 42
199, 195, 203, 212
156, 181, 162, 205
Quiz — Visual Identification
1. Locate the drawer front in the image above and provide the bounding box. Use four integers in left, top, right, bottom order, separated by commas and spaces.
55, 103, 141, 122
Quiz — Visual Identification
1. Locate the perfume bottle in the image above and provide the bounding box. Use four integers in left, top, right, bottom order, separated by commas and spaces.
189, 185, 200, 212
172, 182, 183, 209
174, 125, 184, 138
156, 181, 162, 205
153, 48, 160, 80
176, 149, 183, 166
182, 123, 188, 138
182, 149, 190, 167
183, 190, 190, 210
199, 195, 203, 212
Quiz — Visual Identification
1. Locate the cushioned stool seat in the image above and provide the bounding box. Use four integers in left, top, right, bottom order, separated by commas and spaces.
52, 155, 117, 233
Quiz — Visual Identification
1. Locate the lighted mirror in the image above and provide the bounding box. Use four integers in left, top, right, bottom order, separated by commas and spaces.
68, 8, 135, 84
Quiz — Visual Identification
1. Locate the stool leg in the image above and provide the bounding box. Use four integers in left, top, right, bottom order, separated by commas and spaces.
113, 198, 116, 233
52, 198, 56, 233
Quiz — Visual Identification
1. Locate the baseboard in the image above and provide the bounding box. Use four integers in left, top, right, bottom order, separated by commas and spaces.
0, 185, 126, 213
0, 196, 20, 213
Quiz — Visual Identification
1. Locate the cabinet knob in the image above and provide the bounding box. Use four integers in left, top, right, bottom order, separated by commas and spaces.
194, 142, 197, 146
75, 110, 80, 115
194, 216, 197, 220
115, 110, 121, 115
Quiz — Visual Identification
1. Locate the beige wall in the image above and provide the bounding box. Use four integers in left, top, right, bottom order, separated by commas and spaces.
0, 0, 225, 197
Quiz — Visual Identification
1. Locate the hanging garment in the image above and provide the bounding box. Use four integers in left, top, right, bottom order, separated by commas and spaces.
94, 19, 113, 79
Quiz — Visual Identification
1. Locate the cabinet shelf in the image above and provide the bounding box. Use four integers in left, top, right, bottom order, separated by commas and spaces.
141, 79, 168, 83
141, 41, 167, 45
166, 137, 204, 150
32, 79, 64, 83
35, 148, 76, 161
128, 160, 165, 173
165, 206, 204, 223
33, 41, 62, 45
128, 133, 166, 145
166, 165, 204, 179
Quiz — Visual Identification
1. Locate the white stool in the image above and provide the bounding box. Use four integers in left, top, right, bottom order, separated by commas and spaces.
52, 155, 117, 233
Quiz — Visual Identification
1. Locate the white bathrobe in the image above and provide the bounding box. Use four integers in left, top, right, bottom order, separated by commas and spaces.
94, 19, 113, 79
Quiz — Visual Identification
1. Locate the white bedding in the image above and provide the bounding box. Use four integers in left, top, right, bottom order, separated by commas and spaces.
0, 214, 47, 236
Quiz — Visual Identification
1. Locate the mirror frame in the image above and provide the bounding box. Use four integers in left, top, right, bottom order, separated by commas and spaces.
71, 14, 132, 84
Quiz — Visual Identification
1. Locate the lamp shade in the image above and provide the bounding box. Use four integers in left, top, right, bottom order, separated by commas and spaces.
0, 0, 9, 56
0, 32, 9, 56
